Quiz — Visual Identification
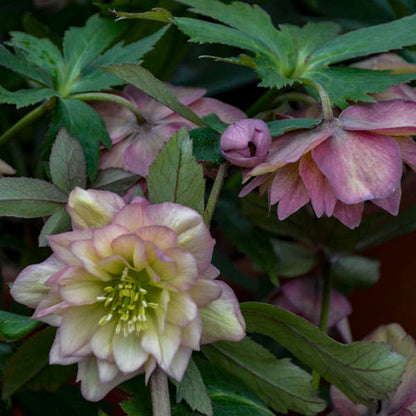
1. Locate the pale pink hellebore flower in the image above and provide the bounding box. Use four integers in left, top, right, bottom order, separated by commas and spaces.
10, 188, 245, 401
0, 159, 15, 176
95, 84, 246, 176
331, 324, 416, 415
220, 119, 272, 168
241, 100, 416, 228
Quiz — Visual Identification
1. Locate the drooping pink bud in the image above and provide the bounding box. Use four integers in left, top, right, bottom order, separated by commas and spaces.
220, 119, 271, 168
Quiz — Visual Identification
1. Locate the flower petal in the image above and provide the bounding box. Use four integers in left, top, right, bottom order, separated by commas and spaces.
339, 100, 416, 136
331, 386, 367, 416
372, 185, 401, 215
188, 279, 222, 307
268, 163, 310, 220
166, 292, 198, 327
0, 159, 15, 175
239, 175, 270, 197
135, 225, 178, 251
199, 281, 245, 344
167, 347, 193, 381
395, 136, 416, 171
181, 316, 202, 350
99, 139, 132, 171
312, 128, 402, 204
92, 225, 129, 258
97, 359, 120, 383
332, 201, 364, 229
49, 335, 80, 365
189, 97, 246, 124
91, 321, 116, 360
48, 229, 92, 265
112, 203, 150, 232
113, 332, 149, 373
111, 234, 146, 267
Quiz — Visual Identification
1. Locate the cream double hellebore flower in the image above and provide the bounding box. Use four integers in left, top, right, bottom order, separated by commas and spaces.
11, 188, 245, 401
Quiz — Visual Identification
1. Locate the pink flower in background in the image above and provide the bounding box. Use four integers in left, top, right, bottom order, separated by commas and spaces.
0, 159, 15, 176
241, 100, 416, 228
94, 84, 246, 177
220, 119, 272, 168
271, 276, 352, 342
331, 324, 416, 415
10, 188, 245, 401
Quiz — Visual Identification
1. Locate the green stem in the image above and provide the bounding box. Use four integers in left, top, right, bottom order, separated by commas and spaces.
246, 88, 278, 117
69, 92, 145, 124
312, 82, 333, 122
0, 97, 56, 147
204, 163, 228, 226
150, 367, 171, 416
312, 262, 333, 388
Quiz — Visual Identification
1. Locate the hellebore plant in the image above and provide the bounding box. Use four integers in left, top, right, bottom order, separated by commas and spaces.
10, 188, 245, 401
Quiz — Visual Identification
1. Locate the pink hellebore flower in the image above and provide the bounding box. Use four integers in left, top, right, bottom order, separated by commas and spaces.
242, 100, 416, 228
10, 188, 245, 401
331, 324, 416, 415
0, 159, 15, 176
271, 276, 352, 343
95, 84, 246, 177
220, 119, 272, 168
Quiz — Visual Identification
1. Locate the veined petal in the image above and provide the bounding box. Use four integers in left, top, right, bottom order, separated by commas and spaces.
99, 139, 132, 171
201, 264, 220, 280
339, 100, 416, 136
159, 323, 181, 369
91, 321, 116, 360
200, 281, 245, 344
67, 188, 125, 230
166, 292, 198, 327
268, 163, 310, 220
248, 124, 333, 176
166, 347, 193, 381
50, 336, 80, 365
141, 318, 162, 362
113, 332, 149, 373
299, 154, 337, 217
372, 185, 401, 215
135, 226, 178, 251
239, 175, 269, 197
92, 225, 129, 258
48, 229, 92, 265
181, 316, 202, 350
395, 136, 416, 171
188, 97, 246, 124
112, 203, 150, 232
34, 286, 67, 325
11, 255, 64, 308
97, 255, 131, 274
312, 128, 402, 204
97, 360, 120, 383
188, 279, 222, 307
111, 234, 146, 267
332, 201, 364, 229
146, 203, 215, 272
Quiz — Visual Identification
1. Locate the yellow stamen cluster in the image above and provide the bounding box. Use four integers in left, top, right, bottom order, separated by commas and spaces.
97, 268, 158, 336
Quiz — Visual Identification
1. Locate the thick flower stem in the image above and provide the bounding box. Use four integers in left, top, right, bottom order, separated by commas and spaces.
150, 367, 171, 416
312, 262, 333, 388
0, 97, 56, 147
204, 163, 228, 226
69, 92, 146, 124
314, 83, 333, 122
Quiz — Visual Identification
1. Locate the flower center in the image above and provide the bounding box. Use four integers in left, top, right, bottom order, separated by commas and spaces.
97, 268, 159, 336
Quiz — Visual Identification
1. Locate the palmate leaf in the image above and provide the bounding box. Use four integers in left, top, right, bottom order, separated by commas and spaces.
242, 302, 407, 406
0, 86, 57, 109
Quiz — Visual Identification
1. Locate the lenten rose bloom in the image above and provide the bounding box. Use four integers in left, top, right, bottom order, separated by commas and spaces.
0, 159, 15, 176
241, 100, 416, 228
10, 188, 245, 401
94, 84, 246, 177
331, 324, 416, 415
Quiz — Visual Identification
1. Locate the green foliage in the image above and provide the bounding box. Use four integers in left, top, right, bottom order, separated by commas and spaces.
190, 127, 224, 164
0, 177, 67, 217
332, 255, 380, 288
148, 128, 205, 213
2, 327, 55, 399
0, 86, 57, 109
203, 338, 326, 415
90, 168, 140, 195
0, 311, 40, 341
38, 206, 71, 247
242, 302, 408, 406
267, 118, 321, 137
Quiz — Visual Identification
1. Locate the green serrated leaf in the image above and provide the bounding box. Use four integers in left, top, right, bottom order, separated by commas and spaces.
49, 129, 87, 193
267, 118, 321, 137
190, 127, 224, 164
309, 13, 416, 66
202, 338, 326, 415
332, 255, 380, 288
0, 177, 67, 218
241, 302, 408, 406
38, 206, 71, 247
71, 25, 169, 94
147, 128, 205, 213
202, 114, 228, 134
91, 168, 140, 196
0, 86, 57, 109
53, 98, 112, 180
110, 7, 173, 23
175, 358, 213, 416
104, 63, 205, 126
305, 67, 416, 108
2, 327, 55, 399
0, 311, 40, 341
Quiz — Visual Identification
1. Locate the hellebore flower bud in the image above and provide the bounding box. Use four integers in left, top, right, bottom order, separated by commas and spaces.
220, 119, 271, 168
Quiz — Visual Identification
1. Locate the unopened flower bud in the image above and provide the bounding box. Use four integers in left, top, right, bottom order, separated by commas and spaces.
220, 119, 271, 168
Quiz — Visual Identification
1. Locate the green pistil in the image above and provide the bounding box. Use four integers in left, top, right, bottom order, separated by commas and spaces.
97, 268, 159, 336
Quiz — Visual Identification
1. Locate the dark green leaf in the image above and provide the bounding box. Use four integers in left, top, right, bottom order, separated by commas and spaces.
49, 129, 87, 193
267, 118, 320, 137
272, 240, 317, 277
202, 338, 325, 415
38, 206, 71, 247
242, 302, 407, 405
305, 67, 416, 108
104, 63, 205, 126
121, 397, 147, 416
2, 327, 55, 399
0, 177, 67, 218
25, 364, 76, 392
0, 311, 40, 341
332, 255, 380, 288
190, 127, 224, 164
147, 128, 205, 214
91, 168, 140, 196
202, 114, 228, 134
53, 98, 112, 180
175, 358, 213, 416
109, 8, 173, 23
0, 86, 57, 109
309, 13, 416, 66
71, 25, 169, 94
